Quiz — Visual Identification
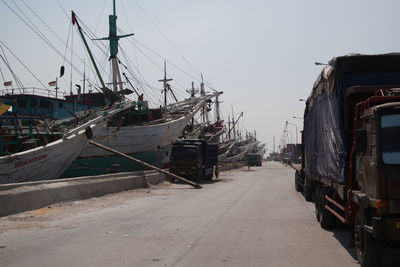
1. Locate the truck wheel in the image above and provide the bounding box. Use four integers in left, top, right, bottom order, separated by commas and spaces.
197, 170, 204, 183
303, 182, 313, 202
318, 186, 335, 229
295, 172, 303, 192
314, 184, 321, 220
354, 209, 383, 267
204, 173, 213, 182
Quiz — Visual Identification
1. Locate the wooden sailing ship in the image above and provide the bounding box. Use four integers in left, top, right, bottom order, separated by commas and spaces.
0, 102, 133, 183
62, 3, 214, 177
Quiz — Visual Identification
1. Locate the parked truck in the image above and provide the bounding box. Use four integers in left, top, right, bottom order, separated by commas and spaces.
169, 139, 218, 182
247, 153, 263, 166
295, 54, 400, 267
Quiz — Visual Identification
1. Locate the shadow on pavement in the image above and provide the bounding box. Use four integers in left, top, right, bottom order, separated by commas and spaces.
327, 221, 400, 266
328, 224, 357, 260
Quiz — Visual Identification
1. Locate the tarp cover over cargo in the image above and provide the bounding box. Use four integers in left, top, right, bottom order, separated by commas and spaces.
303, 53, 400, 184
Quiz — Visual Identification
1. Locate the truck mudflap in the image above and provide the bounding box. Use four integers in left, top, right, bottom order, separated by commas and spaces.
372, 217, 400, 241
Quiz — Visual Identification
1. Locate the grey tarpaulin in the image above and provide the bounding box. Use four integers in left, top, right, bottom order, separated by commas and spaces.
303, 53, 400, 184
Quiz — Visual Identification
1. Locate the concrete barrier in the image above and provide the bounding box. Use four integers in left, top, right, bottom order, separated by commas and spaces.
0, 171, 165, 217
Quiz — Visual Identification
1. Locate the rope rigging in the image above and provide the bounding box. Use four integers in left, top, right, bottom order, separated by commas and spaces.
118, 47, 159, 106
16, 0, 105, 95
116, 29, 193, 103
2, 0, 219, 113
62, 19, 72, 74
70, 24, 74, 94
119, 27, 213, 92
0, 40, 47, 90
0, 47, 25, 92
0, 66, 6, 86
1, 0, 100, 94
132, 0, 201, 77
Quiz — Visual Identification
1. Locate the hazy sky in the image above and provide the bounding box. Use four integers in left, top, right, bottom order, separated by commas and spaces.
1, 0, 400, 152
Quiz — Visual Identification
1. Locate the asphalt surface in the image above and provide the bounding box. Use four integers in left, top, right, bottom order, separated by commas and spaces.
1, 162, 399, 267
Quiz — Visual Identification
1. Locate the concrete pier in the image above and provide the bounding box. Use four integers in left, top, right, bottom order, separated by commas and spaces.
0, 171, 165, 217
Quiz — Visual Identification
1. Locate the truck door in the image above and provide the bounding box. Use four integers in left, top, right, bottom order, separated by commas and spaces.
379, 111, 400, 200
356, 116, 379, 199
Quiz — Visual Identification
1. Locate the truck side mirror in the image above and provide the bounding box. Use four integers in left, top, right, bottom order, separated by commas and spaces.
356, 129, 367, 153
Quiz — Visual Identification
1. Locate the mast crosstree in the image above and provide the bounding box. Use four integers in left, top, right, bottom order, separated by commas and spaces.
158, 61, 173, 107
93, 0, 134, 93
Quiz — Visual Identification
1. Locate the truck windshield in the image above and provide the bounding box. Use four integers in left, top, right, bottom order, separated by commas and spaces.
381, 114, 400, 164
171, 147, 198, 160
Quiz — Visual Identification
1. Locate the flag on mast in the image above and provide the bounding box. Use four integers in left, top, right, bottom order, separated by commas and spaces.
0, 103, 11, 115
3, 81, 12, 86
48, 81, 57, 86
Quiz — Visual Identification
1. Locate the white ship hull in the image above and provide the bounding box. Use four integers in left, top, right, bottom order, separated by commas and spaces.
80, 113, 195, 157
0, 103, 131, 183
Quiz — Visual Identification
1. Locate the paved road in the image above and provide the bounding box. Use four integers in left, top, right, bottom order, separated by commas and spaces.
0, 162, 399, 266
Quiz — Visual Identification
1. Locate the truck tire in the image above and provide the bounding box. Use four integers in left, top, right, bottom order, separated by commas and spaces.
303, 182, 313, 202
203, 167, 213, 182
204, 173, 213, 182
295, 172, 303, 192
354, 209, 383, 267
197, 170, 204, 183
314, 184, 321, 220
318, 186, 335, 229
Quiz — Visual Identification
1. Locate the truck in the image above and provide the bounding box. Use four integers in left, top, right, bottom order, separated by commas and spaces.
247, 153, 263, 166
295, 54, 400, 267
169, 139, 218, 182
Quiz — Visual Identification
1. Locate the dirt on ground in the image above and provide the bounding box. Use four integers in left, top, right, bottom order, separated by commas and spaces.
0, 167, 239, 234
0, 182, 178, 233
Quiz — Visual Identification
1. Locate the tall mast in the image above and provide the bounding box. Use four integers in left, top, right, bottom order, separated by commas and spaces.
228, 115, 231, 140
232, 108, 235, 139
93, 0, 133, 92
191, 82, 195, 98
214, 91, 223, 122
225, 111, 243, 141
82, 59, 86, 94
109, 0, 125, 92
200, 73, 209, 124
72, 0, 133, 104
186, 81, 198, 99
158, 61, 173, 107
215, 94, 220, 122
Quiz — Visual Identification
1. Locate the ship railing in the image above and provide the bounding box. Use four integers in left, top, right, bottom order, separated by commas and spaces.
0, 87, 66, 99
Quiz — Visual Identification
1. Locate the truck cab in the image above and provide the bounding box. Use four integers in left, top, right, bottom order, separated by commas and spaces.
355, 101, 400, 243
169, 139, 218, 182
247, 153, 262, 166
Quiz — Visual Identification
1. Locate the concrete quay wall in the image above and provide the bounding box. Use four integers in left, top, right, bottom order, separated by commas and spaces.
0, 171, 165, 217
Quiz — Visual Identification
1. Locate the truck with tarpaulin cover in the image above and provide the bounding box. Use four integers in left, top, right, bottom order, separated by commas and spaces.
294, 54, 400, 267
